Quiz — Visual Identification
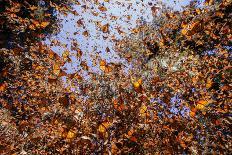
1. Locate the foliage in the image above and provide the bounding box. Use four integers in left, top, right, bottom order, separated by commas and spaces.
0, 0, 231, 154
0, 0, 74, 48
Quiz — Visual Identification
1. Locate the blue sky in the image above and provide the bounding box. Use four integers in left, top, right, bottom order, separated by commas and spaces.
45, 0, 191, 74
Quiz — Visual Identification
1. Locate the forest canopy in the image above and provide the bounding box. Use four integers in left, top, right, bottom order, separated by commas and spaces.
0, 0, 231, 154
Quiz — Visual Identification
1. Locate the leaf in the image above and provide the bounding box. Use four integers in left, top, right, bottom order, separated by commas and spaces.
40, 21, 50, 28
99, 60, 112, 73
189, 112, 195, 118
192, 77, 198, 84
73, 73, 83, 81
31, 20, 40, 28
76, 48, 82, 58
196, 8, 201, 15
105, 66, 112, 73
130, 136, 137, 142
98, 122, 111, 133
91, 11, 99, 16
100, 60, 107, 71
76, 19, 84, 27
29, 6, 38, 11
80, 61, 89, 71
125, 129, 137, 142
29, 24, 36, 30
181, 22, 188, 29
62, 50, 70, 62
180, 140, 187, 148
98, 124, 106, 133
206, 78, 213, 88
101, 23, 109, 33
151, 6, 160, 15
0, 83, 7, 92
59, 95, 69, 107
66, 130, 76, 139
140, 105, 147, 117
181, 28, 189, 36
48, 76, 58, 83
98, 6, 107, 12
181, 21, 201, 36
221, 85, 230, 91
198, 100, 208, 106
196, 100, 209, 110
111, 143, 118, 154
82, 31, 89, 37
133, 79, 142, 89
53, 63, 60, 76
106, 47, 110, 53
205, 0, 214, 6
189, 107, 197, 118
113, 98, 125, 111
